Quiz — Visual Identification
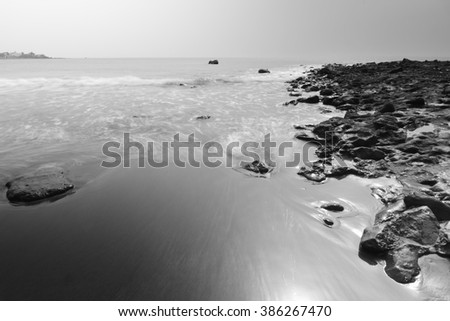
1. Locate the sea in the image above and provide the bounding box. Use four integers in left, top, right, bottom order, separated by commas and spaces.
0, 58, 445, 300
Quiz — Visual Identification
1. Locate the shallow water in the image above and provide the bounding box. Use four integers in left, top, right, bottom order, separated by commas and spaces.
0, 58, 433, 300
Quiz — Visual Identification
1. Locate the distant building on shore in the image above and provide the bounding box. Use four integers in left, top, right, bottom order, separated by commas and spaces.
0, 51, 51, 59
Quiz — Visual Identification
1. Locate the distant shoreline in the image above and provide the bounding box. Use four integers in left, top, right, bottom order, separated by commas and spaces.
0, 52, 51, 59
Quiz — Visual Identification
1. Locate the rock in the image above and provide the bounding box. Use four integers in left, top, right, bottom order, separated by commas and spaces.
360, 225, 400, 252
5, 167, 74, 203
243, 160, 273, 175
323, 218, 334, 227
389, 67, 404, 74
384, 244, 421, 283
352, 147, 386, 160
370, 185, 402, 204
350, 135, 378, 147
379, 103, 395, 113
404, 193, 450, 221
258, 69, 270, 74
360, 206, 443, 283
388, 206, 440, 245
309, 85, 320, 92
312, 117, 353, 138
442, 86, 450, 96
406, 97, 425, 107
294, 131, 324, 145
298, 95, 320, 104
373, 115, 399, 130
195, 115, 211, 120
208, 60, 219, 65
298, 167, 326, 182
325, 166, 366, 178
321, 202, 344, 212
320, 88, 334, 96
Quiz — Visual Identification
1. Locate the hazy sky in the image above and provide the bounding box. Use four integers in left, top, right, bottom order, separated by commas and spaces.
1, 0, 449, 62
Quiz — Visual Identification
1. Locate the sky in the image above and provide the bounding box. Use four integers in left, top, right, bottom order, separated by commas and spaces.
1, 0, 450, 62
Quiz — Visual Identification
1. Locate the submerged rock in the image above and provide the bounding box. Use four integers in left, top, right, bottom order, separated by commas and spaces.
5, 167, 74, 203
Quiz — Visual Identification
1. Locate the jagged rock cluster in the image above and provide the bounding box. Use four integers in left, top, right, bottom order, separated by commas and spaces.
287, 59, 450, 283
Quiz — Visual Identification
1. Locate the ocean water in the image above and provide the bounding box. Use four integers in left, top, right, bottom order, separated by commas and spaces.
0, 58, 444, 300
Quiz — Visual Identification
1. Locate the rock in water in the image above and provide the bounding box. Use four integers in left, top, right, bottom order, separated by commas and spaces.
298, 95, 320, 104
243, 160, 273, 175
5, 167, 74, 203
195, 115, 211, 120
321, 203, 344, 212
258, 69, 270, 74
208, 60, 219, 65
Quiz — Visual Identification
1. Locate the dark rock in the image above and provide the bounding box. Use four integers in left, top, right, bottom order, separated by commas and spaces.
389, 67, 404, 74
352, 147, 386, 160
243, 160, 273, 175
258, 69, 270, 74
294, 131, 324, 145
298, 95, 320, 104
195, 115, 211, 120
351, 135, 378, 147
309, 85, 320, 92
406, 97, 425, 107
312, 117, 353, 138
208, 60, 219, 65
379, 103, 395, 113
321, 202, 344, 212
5, 167, 74, 203
325, 166, 366, 178
404, 193, 450, 221
360, 225, 400, 252
320, 88, 334, 96
373, 115, 399, 130
323, 218, 334, 227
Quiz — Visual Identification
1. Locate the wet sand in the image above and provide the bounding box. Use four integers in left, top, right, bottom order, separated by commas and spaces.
0, 160, 420, 300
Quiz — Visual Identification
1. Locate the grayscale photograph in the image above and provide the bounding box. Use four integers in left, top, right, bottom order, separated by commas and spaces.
1, 0, 450, 303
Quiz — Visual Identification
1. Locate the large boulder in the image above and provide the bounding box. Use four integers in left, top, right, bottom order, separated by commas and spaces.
404, 193, 450, 221
258, 69, 270, 74
5, 167, 74, 203
360, 206, 444, 283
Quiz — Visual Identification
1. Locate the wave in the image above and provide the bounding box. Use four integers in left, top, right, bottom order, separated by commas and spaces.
0, 66, 311, 90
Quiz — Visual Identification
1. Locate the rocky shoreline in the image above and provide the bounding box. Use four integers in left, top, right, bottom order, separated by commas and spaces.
287, 59, 450, 284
